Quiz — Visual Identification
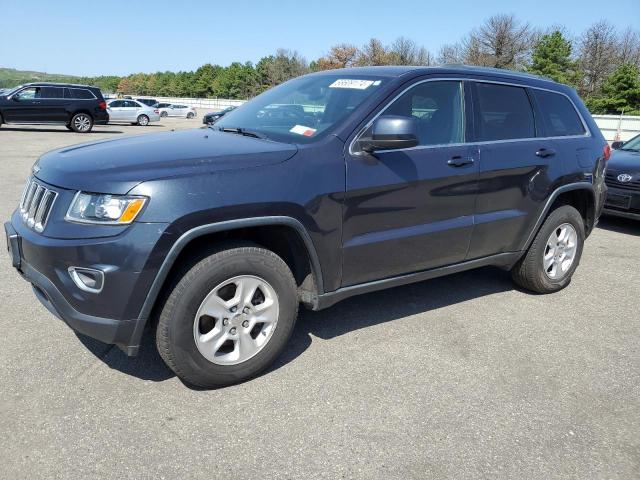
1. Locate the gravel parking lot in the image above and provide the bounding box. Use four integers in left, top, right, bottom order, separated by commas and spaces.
0, 117, 639, 479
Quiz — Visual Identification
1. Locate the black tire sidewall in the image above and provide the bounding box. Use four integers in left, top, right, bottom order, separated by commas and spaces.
137, 115, 149, 125
161, 249, 298, 387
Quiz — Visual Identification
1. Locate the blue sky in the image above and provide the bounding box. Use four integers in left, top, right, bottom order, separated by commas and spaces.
0, 0, 638, 76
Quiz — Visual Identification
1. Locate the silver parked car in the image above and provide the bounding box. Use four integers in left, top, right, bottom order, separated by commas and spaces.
157, 103, 197, 119
107, 99, 161, 126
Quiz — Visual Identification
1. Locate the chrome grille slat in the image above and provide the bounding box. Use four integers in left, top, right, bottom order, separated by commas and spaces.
19, 177, 58, 232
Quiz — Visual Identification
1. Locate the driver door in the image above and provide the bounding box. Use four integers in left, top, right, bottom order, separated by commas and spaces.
342, 79, 478, 286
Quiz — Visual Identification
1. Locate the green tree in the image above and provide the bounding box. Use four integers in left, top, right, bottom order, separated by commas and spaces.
587, 63, 640, 114
528, 30, 582, 86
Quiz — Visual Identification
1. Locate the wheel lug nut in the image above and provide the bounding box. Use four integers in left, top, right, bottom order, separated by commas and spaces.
242, 320, 249, 328
222, 318, 229, 326
230, 327, 237, 335
230, 306, 237, 313
243, 307, 250, 314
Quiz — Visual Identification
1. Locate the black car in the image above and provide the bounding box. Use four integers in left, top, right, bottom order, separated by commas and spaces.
5, 66, 608, 388
0, 83, 109, 133
136, 98, 157, 107
604, 134, 640, 219
202, 106, 236, 125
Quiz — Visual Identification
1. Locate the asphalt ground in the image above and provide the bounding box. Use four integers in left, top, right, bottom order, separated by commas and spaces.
0, 116, 638, 479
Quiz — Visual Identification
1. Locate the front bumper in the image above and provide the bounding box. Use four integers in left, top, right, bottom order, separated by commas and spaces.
5, 214, 173, 355
603, 186, 640, 220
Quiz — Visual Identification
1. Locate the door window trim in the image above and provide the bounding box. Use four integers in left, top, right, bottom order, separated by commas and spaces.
349, 77, 591, 156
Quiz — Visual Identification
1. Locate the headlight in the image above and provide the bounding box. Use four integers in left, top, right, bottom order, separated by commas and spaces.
65, 192, 147, 225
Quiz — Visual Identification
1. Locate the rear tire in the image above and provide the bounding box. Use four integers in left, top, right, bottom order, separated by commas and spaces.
156, 244, 298, 388
137, 114, 149, 126
187, 112, 195, 119
160, 111, 168, 118
70, 113, 93, 133
511, 205, 585, 293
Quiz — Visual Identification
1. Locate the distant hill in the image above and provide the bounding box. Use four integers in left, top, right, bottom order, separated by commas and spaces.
0, 67, 85, 88
0, 67, 122, 93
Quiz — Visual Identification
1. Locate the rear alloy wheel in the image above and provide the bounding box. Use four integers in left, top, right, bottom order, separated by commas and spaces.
156, 244, 298, 388
187, 112, 195, 119
160, 111, 168, 118
511, 205, 585, 293
137, 114, 149, 126
70, 113, 93, 133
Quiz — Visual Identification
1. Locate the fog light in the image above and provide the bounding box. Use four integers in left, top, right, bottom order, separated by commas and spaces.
68, 267, 104, 293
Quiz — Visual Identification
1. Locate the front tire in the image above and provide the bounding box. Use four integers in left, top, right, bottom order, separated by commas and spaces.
137, 114, 149, 126
70, 113, 93, 133
511, 205, 585, 293
156, 244, 298, 388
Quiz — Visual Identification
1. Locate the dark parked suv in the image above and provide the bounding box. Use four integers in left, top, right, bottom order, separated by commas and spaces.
0, 82, 108, 133
5, 66, 608, 387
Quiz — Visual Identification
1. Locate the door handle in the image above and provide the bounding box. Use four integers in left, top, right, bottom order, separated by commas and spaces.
535, 148, 556, 158
447, 156, 474, 167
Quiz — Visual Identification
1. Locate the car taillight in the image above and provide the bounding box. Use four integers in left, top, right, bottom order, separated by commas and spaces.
98, 101, 107, 110
154, 109, 159, 114
603, 144, 611, 161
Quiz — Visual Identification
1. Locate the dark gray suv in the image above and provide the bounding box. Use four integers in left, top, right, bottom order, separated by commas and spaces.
5, 66, 608, 387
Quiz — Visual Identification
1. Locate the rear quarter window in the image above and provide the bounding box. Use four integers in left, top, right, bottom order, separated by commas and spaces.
65, 88, 95, 100
532, 89, 585, 137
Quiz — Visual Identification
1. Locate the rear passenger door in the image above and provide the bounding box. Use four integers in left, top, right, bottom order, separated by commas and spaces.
39, 86, 68, 122
107, 100, 125, 121
467, 81, 565, 259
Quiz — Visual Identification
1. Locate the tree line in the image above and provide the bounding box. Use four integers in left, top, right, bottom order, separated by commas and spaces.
3, 15, 639, 114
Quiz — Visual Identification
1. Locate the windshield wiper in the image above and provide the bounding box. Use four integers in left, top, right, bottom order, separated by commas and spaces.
216, 126, 267, 139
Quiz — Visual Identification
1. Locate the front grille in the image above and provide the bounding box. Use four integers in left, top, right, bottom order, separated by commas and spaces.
19, 177, 57, 232
605, 172, 640, 192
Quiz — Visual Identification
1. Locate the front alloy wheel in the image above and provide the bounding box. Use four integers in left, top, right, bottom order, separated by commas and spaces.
193, 275, 279, 365
156, 243, 298, 388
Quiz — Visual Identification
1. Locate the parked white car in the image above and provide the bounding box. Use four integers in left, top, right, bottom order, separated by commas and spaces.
107, 99, 160, 126
156, 103, 197, 119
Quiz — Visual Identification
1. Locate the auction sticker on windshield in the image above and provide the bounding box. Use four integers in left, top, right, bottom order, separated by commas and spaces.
290, 125, 317, 137
329, 79, 375, 89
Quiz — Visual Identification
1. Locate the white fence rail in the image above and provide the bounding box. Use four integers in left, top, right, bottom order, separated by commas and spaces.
109, 94, 640, 141
110, 95, 247, 111
592, 115, 640, 143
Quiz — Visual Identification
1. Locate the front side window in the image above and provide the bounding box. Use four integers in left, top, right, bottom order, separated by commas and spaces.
109, 100, 124, 107
215, 74, 387, 143
383, 80, 464, 146
475, 83, 535, 141
17, 87, 40, 100
532, 89, 585, 137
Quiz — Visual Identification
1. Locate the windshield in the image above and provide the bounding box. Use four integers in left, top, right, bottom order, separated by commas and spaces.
215, 74, 386, 143
1, 85, 23, 97
621, 134, 640, 151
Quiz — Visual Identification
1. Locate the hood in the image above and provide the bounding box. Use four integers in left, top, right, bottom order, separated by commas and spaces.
608, 149, 640, 174
34, 128, 298, 194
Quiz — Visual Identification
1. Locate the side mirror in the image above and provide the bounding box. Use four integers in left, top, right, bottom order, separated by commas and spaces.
360, 116, 419, 153
611, 140, 624, 150
11, 94, 21, 102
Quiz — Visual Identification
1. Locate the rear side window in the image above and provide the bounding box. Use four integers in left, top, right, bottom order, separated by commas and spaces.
65, 88, 94, 99
40, 87, 64, 98
532, 90, 585, 137
475, 83, 535, 141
